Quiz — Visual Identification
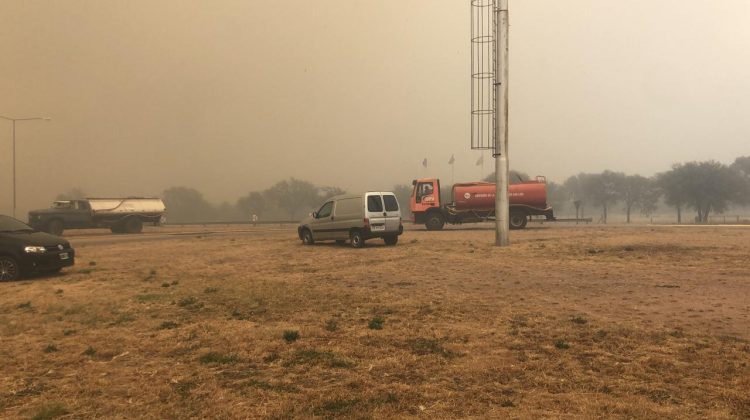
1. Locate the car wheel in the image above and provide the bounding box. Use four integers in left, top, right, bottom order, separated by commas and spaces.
0, 256, 20, 282
425, 213, 445, 231
125, 217, 143, 234
350, 230, 365, 248
47, 219, 64, 236
301, 229, 315, 245
384, 235, 398, 246
509, 211, 528, 230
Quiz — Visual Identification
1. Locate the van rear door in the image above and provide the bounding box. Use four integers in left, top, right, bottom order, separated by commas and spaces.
381, 193, 401, 233
365, 193, 386, 234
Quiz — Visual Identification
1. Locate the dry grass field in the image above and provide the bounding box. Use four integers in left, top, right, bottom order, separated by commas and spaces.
1, 224, 748, 419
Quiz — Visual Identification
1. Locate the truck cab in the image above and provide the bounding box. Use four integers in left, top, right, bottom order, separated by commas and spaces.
410, 178, 445, 229
51, 201, 93, 228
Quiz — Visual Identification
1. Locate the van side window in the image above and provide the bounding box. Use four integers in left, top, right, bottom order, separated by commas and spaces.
367, 195, 383, 212
317, 202, 333, 218
383, 195, 399, 211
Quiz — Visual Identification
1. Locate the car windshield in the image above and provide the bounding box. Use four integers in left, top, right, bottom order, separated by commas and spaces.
0, 215, 34, 232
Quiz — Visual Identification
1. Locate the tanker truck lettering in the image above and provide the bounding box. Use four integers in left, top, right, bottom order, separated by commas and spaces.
410, 177, 554, 231
28, 198, 167, 236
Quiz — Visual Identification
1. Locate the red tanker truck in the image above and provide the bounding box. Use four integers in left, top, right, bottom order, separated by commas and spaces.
409, 177, 554, 230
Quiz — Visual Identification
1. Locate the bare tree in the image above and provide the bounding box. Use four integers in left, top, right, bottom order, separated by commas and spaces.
619, 175, 660, 223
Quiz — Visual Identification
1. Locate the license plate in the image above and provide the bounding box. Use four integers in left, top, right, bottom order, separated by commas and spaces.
59, 253, 69, 260
371, 225, 385, 231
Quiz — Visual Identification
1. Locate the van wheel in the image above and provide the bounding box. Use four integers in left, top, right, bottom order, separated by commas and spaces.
47, 219, 64, 236
350, 230, 365, 248
301, 229, 315, 245
509, 211, 528, 230
384, 235, 398, 246
0, 256, 20, 281
125, 217, 143, 234
425, 213, 445, 231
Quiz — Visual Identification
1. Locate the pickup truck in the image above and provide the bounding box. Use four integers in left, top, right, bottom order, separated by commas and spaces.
28, 198, 166, 235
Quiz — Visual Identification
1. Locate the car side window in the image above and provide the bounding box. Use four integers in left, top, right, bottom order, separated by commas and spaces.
383, 195, 399, 211
367, 195, 383, 212
317, 202, 333, 218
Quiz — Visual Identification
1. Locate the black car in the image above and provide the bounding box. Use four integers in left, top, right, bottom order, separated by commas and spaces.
0, 215, 75, 281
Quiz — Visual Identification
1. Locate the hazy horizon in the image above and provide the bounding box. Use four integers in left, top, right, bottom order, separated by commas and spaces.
2, 0, 749, 214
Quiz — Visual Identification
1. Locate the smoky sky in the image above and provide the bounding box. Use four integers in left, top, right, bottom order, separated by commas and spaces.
1, 0, 749, 215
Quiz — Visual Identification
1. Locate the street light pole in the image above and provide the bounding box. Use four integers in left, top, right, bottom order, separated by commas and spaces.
0, 115, 51, 218
494, 0, 510, 246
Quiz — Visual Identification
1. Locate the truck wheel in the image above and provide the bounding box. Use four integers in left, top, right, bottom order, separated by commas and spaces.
509, 211, 528, 230
46, 219, 64, 236
350, 230, 365, 248
125, 217, 143, 234
383, 235, 398, 246
425, 213, 445, 231
301, 229, 315, 245
0, 256, 20, 281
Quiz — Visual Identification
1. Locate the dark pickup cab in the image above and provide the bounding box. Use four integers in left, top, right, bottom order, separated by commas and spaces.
0, 215, 75, 281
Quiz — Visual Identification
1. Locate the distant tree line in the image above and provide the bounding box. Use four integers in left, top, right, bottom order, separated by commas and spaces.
162, 179, 413, 223
484, 156, 750, 224
53, 155, 750, 224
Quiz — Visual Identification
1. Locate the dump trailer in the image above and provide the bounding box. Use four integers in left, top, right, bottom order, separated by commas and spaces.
410, 177, 554, 230
28, 198, 166, 235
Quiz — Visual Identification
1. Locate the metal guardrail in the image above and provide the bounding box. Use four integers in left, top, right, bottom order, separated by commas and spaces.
164, 221, 297, 226
529, 217, 593, 224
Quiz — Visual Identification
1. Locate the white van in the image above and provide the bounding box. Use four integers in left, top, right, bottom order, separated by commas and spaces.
297, 192, 403, 248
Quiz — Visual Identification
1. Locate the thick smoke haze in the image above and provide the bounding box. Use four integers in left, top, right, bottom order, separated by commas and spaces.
1, 0, 749, 215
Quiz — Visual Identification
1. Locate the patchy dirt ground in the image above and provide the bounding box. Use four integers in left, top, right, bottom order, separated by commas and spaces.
1, 225, 748, 419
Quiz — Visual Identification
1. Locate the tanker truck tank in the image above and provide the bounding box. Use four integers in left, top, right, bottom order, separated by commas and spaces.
452, 182, 548, 211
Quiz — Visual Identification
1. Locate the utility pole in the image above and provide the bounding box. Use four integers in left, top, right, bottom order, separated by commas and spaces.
0, 115, 51, 218
494, 0, 510, 246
